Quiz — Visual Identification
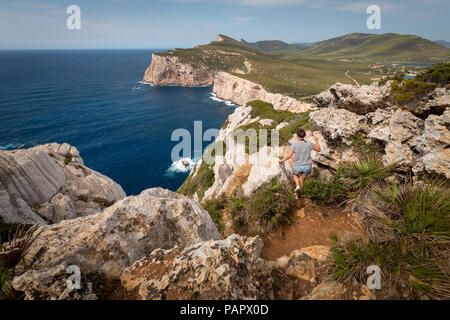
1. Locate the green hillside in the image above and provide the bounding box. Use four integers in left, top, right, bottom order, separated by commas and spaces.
300, 33, 450, 62
304, 33, 375, 55
241, 39, 307, 52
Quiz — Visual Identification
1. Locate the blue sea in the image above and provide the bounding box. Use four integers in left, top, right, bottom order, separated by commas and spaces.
0, 50, 236, 195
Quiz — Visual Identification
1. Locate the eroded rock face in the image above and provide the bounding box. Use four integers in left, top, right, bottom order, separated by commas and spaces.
143, 54, 213, 86
213, 72, 313, 113
310, 108, 367, 141
412, 109, 450, 178
315, 82, 449, 118
120, 234, 274, 300
0, 143, 125, 225
309, 104, 450, 177
314, 82, 394, 114
13, 188, 222, 293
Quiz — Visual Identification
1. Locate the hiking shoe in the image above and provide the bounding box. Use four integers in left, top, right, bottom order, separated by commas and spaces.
294, 186, 301, 193
294, 193, 299, 200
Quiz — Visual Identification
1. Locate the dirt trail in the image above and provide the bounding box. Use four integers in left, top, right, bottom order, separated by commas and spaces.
345, 70, 360, 86
261, 198, 364, 261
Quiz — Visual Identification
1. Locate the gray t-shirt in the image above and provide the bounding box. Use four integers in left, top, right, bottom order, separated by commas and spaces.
291, 140, 314, 166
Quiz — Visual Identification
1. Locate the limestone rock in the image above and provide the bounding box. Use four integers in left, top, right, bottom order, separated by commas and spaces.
12, 263, 98, 300
14, 188, 222, 285
413, 109, 450, 178
310, 108, 366, 142
143, 53, 213, 86
315, 82, 393, 114
213, 72, 313, 113
420, 87, 450, 117
297, 245, 330, 262
308, 102, 450, 177
120, 234, 274, 300
315, 82, 449, 118
301, 281, 346, 300
242, 146, 292, 196
0, 143, 125, 225
282, 251, 317, 282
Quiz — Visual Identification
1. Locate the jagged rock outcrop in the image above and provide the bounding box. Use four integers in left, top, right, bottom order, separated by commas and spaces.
213, 72, 313, 113
143, 53, 213, 86
12, 188, 222, 300
314, 82, 394, 114
315, 82, 449, 118
309, 105, 450, 177
120, 234, 274, 300
0, 143, 125, 225
412, 109, 450, 178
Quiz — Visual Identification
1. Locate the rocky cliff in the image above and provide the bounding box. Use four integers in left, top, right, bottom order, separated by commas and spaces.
213, 71, 313, 112
142, 53, 213, 86
0, 143, 125, 225
142, 54, 313, 113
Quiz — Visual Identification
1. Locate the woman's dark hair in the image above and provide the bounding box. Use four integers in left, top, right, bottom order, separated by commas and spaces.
297, 129, 306, 138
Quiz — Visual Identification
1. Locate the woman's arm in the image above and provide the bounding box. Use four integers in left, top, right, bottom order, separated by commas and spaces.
279, 149, 294, 163
313, 136, 321, 152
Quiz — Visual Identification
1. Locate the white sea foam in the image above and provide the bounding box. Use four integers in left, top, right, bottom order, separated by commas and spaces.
166, 157, 197, 174
209, 92, 237, 106
139, 81, 210, 88
138, 81, 155, 86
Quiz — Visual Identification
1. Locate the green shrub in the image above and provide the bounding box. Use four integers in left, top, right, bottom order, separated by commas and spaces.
415, 63, 450, 85
178, 160, 215, 200
247, 100, 298, 123
203, 198, 227, 231
0, 225, 42, 298
329, 178, 450, 299
390, 79, 435, 105
231, 179, 295, 235
301, 176, 345, 204
371, 178, 450, 239
225, 194, 245, 215
0, 223, 32, 244
337, 152, 395, 197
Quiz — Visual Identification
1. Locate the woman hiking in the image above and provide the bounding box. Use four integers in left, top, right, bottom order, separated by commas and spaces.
279, 129, 321, 196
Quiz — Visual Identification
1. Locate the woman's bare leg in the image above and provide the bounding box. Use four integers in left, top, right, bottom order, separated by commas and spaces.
293, 173, 300, 188
299, 174, 308, 188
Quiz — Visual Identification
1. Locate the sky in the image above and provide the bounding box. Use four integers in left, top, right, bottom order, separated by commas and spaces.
0, 0, 449, 49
